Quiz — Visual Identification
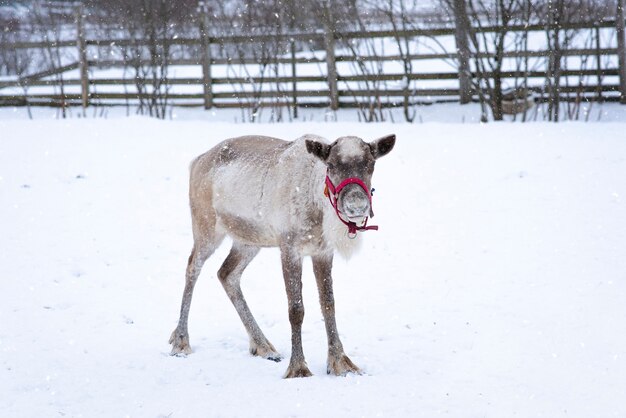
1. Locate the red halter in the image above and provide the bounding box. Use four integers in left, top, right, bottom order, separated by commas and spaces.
324, 173, 379, 238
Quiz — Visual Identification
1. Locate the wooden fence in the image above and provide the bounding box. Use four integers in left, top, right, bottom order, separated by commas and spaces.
1, 18, 625, 110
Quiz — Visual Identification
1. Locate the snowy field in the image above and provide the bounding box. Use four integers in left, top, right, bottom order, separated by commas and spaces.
1, 113, 626, 417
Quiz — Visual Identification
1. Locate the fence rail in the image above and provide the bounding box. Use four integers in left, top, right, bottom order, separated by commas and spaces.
1, 18, 625, 111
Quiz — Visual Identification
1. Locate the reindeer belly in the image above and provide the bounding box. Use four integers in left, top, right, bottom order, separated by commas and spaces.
211, 163, 283, 247
215, 211, 280, 247
206, 136, 324, 250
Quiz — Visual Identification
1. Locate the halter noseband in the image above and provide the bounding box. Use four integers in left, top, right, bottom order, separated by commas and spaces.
324, 172, 378, 238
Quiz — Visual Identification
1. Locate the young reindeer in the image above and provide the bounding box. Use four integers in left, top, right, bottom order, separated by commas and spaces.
169, 133, 395, 378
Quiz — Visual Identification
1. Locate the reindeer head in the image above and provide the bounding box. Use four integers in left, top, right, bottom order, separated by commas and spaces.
306, 134, 395, 225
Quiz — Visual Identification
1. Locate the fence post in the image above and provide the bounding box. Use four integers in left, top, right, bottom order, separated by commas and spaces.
324, 29, 339, 111
594, 26, 603, 102
76, 4, 89, 108
199, 8, 213, 109
617, 0, 626, 104
290, 39, 298, 118
453, 0, 472, 104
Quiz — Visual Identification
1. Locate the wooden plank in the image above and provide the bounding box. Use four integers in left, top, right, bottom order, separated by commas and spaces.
87, 48, 618, 70
335, 53, 453, 62
82, 20, 618, 47
338, 89, 461, 97
22, 62, 80, 83
211, 75, 326, 84
532, 84, 621, 93
88, 78, 203, 85
8, 68, 618, 88
4, 69, 618, 90
0, 39, 77, 49
86, 91, 331, 100
342, 69, 619, 82
210, 32, 324, 44
2, 75, 327, 88
6, 69, 618, 90
85, 32, 324, 48
211, 90, 330, 99
85, 75, 326, 85
0, 94, 82, 100
339, 73, 456, 82
337, 20, 618, 40
500, 48, 618, 58
85, 37, 202, 48
493, 69, 620, 78
336, 48, 618, 62
0, 79, 82, 88
88, 56, 327, 68
89, 59, 202, 67
0, 63, 80, 89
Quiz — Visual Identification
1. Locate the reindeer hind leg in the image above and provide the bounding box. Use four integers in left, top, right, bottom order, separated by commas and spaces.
170, 204, 224, 355
218, 242, 281, 361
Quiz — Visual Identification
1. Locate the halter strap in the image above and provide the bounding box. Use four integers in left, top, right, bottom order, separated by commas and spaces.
324, 174, 378, 238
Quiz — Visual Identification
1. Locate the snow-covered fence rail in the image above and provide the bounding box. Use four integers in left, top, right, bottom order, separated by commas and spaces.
0, 18, 625, 114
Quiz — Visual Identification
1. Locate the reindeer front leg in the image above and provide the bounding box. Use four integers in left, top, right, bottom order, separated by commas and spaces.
312, 253, 361, 376
281, 244, 312, 378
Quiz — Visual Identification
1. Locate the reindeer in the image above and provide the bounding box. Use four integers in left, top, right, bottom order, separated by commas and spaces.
169, 133, 396, 378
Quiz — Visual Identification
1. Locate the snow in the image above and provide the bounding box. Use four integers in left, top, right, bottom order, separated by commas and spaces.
1, 115, 626, 417
4, 101, 626, 123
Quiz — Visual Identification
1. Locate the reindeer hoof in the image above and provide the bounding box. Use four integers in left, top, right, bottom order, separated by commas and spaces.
283, 361, 313, 378
327, 353, 361, 376
250, 341, 282, 362
169, 330, 192, 356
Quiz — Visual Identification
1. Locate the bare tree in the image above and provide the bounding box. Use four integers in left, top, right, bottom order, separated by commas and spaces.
99, 0, 193, 118
314, 0, 390, 121
439, 0, 531, 121
508, 0, 534, 122
0, 18, 35, 118
541, 0, 567, 121
467, 0, 521, 121
205, 0, 293, 122
372, 0, 419, 122
532, 0, 612, 121
0, 14, 24, 76
31, 1, 76, 118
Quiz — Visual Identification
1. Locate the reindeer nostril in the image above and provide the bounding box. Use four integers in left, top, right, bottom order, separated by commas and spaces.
339, 184, 371, 217
344, 199, 369, 217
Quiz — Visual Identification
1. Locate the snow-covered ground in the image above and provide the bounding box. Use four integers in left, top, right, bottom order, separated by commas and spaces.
4, 101, 626, 123
1, 115, 626, 417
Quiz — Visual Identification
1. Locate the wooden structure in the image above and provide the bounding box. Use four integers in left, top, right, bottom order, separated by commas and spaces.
1, 18, 625, 109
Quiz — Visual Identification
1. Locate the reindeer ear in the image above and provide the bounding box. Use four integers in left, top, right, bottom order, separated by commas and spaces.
370, 134, 396, 159
306, 139, 332, 162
